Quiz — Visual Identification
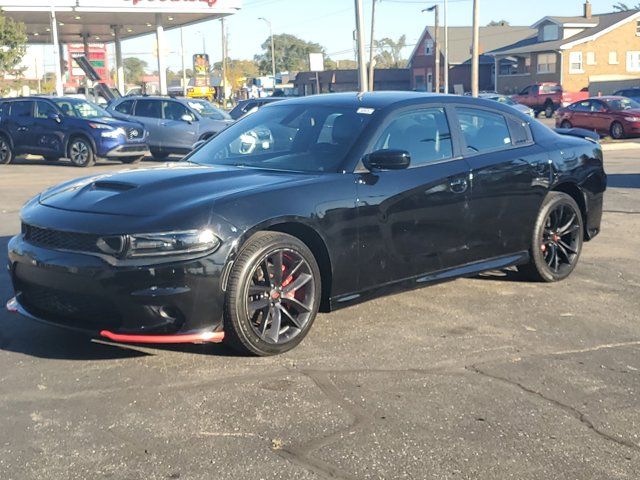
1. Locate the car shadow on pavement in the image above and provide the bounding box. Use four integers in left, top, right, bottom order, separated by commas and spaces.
472, 267, 525, 283
0, 233, 241, 360
607, 173, 640, 189
10, 156, 127, 168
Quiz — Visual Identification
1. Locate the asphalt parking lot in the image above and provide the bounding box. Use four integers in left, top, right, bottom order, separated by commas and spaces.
0, 150, 639, 480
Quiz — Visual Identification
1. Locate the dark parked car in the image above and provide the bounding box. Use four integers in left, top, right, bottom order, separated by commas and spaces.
107, 96, 233, 159
6, 92, 606, 355
556, 96, 640, 139
0, 97, 149, 167
613, 87, 640, 103
228, 97, 285, 120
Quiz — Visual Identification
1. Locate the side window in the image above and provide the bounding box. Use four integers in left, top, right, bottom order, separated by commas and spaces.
520, 86, 531, 95
456, 107, 512, 153
114, 100, 134, 115
373, 108, 453, 167
134, 100, 162, 119
35, 101, 58, 119
574, 101, 590, 112
10, 101, 34, 118
162, 101, 193, 121
507, 118, 532, 146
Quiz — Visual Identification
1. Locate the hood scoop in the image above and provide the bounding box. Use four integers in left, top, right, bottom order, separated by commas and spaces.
91, 180, 138, 192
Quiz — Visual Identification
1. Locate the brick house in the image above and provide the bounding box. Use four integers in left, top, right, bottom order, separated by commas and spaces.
492, 2, 640, 94
408, 25, 535, 93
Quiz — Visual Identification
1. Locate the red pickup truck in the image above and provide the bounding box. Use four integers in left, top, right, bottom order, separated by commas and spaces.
511, 83, 589, 118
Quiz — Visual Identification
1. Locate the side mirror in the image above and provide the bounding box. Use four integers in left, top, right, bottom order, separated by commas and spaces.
48, 113, 62, 123
181, 114, 194, 123
363, 149, 411, 171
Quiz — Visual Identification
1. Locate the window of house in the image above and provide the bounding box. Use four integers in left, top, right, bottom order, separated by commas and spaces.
425, 40, 434, 56
636, 20, 640, 36
586, 52, 596, 65
542, 24, 559, 41
537, 53, 556, 74
627, 51, 640, 72
609, 51, 619, 64
456, 108, 512, 154
569, 52, 583, 73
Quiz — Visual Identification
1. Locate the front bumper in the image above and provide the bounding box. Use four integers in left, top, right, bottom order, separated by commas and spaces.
6, 234, 227, 343
104, 143, 150, 158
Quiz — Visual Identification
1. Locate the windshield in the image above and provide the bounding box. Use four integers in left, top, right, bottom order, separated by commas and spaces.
186, 104, 373, 173
604, 98, 640, 111
54, 99, 111, 119
186, 100, 231, 120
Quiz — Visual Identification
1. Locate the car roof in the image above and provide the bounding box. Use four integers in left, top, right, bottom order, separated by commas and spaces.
0, 96, 89, 102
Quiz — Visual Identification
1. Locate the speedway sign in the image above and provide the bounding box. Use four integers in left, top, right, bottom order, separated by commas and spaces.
0, 0, 242, 11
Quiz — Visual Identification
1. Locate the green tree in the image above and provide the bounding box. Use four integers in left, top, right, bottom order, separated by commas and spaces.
213, 59, 259, 88
613, 2, 640, 9
487, 20, 510, 26
123, 57, 148, 84
254, 34, 329, 74
0, 12, 27, 76
373, 35, 408, 69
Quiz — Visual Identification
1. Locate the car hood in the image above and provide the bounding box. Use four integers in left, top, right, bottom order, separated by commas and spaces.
200, 118, 235, 130
88, 116, 143, 129
37, 162, 312, 218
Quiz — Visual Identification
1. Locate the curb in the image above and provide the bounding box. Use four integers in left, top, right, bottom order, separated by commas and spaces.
601, 142, 640, 152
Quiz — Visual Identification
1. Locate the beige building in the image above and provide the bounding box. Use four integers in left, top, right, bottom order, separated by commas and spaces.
492, 1, 640, 94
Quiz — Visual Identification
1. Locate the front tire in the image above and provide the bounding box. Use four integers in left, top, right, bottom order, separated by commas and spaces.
150, 148, 169, 160
68, 137, 95, 167
520, 192, 583, 282
224, 232, 321, 356
0, 135, 14, 165
560, 120, 572, 129
610, 121, 625, 140
120, 156, 145, 164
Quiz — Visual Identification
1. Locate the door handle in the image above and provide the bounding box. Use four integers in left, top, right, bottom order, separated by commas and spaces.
17, 127, 28, 132
449, 178, 468, 194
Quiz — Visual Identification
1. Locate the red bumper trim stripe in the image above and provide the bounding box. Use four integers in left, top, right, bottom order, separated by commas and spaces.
99, 330, 225, 344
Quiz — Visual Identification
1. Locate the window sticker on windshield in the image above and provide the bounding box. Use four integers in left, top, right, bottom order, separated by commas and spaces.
357, 107, 375, 115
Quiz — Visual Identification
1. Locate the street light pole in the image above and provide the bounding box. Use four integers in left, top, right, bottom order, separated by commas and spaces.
259, 17, 276, 82
354, 0, 368, 92
368, 0, 378, 91
471, 0, 480, 97
444, 0, 449, 94
424, 5, 440, 94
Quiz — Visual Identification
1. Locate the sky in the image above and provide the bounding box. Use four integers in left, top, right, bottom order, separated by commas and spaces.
27, 0, 630, 76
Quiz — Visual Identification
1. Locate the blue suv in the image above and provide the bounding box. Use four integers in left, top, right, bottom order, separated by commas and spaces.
0, 97, 149, 167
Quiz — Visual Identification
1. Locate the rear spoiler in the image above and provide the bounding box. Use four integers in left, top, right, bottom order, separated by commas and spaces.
554, 127, 599, 143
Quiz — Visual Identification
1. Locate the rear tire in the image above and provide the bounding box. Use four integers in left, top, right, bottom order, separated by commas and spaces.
120, 156, 145, 164
519, 192, 584, 283
0, 135, 14, 165
560, 120, 572, 129
224, 232, 321, 356
68, 137, 95, 167
610, 121, 625, 140
544, 102, 555, 119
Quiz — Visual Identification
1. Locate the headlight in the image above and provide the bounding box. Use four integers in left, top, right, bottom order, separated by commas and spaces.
101, 127, 126, 138
624, 116, 640, 122
97, 229, 220, 258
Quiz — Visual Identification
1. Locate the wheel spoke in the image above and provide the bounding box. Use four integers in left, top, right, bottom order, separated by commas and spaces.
272, 251, 283, 286
248, 297, 269, 315
557, 213, 577, 235
281, 295, 312, 313
556, 243, 572, 263
558, 240, 577, 255
278, 304, 302, 329
266, 306, 282, 343
249, 285, 270, 295
283, 272, 312, 295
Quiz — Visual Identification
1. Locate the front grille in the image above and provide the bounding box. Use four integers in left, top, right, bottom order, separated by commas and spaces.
126, 127, 144, 142
22, 223, 101, 254
18, 283, 122, 329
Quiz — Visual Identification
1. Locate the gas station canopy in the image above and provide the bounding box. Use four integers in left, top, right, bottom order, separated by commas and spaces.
0, 0, 242, 95
0, 0, 242, 44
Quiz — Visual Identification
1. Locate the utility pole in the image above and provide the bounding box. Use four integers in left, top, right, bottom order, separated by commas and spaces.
354, 0, 368, 92
368, 0, 378, 91
221, 18, 227, 104
424, 5, 440, 94
180, 27, 187, 97
259, 17, 276, 82
471, 0, 480, 97
444, 0, 449, 94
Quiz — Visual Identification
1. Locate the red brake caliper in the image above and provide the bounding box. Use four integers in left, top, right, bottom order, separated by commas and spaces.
281, 265, 296, 298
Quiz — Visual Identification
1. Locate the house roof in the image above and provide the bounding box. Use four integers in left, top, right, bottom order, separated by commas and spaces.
409, 25, 536, 65
493, 10, 640, 56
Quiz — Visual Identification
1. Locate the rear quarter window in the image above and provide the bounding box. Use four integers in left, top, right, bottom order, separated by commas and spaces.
456, 107, 513, 154
114, 100, 134, 115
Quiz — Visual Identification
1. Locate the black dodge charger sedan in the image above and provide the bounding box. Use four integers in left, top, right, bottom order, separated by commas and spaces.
6, 92, 606, 355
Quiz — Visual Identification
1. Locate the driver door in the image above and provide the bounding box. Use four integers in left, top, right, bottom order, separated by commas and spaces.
32, 100, 66, 156
355, 106, 473, 291
161, 100, 198, 151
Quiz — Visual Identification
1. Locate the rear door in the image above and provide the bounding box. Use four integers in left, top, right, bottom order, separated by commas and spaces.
355, 105, 474, 289
589, 99, 612, 133
160, 100, 198, 151
133, 100, 163, 148
453, 105, 547, 260
568, 100, 592, 129
7, 100, 35, 153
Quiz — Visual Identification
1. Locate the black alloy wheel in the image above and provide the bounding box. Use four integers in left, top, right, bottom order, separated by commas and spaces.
68, 137, 95, 167
610, 121, 625, 140
224, 232, 321, 356
0, 136, 13, 165
520, 192, 583, 282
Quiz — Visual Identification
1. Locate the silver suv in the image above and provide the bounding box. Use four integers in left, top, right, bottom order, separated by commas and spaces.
107, 96, 233, 159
